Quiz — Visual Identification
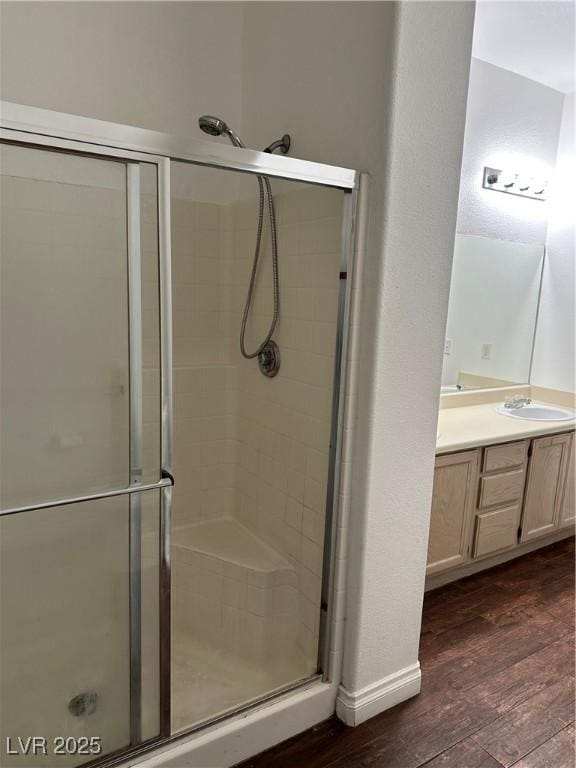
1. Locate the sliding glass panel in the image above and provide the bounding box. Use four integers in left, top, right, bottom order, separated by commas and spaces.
0, 490, 161, 767
170, 162, 345, 731
0, 144, 130, 507
0, 144, 162, 508
0, 142, 164, 765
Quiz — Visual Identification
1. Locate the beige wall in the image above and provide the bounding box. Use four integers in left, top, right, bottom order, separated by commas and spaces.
0, 2, 243, 139
241, 2, 393, 170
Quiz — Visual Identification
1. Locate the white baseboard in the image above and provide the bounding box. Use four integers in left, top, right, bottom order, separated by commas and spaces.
128, 680, 336, 768
336, 662, 421, 726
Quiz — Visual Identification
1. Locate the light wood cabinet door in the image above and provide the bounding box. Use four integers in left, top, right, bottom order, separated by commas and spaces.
478, 470, 525, 509
483, 441, 528, 473
521, 433, 571, 543
473, 505, 521, 558
559, 433, 575, 528
427, 450, 480, 575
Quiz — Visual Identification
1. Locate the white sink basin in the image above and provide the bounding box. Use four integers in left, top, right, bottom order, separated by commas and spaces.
495, 404, 575, 422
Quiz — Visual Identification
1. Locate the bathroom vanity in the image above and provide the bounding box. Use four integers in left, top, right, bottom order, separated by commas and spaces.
432, 232, 575, 589
427, 392, 575, 588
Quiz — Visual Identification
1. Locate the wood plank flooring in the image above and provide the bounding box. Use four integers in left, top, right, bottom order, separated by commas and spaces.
237, 537, 575, 768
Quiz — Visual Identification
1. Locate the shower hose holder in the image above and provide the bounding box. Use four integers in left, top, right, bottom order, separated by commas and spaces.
258, 340, 280, 378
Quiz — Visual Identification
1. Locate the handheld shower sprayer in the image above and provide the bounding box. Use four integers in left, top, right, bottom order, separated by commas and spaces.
198, 115, 245, 148
198, 115, 291, 376
198, 115, 290, 155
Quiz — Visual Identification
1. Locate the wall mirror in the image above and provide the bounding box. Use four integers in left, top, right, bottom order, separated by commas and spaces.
441, 234, 545, 393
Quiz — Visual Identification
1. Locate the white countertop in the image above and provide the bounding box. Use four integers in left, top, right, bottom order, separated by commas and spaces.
436, 401, 576, 455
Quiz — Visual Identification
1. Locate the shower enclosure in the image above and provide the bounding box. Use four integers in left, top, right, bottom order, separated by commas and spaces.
0, 102, 359, 767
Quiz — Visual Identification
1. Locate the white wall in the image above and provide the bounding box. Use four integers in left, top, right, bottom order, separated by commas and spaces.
0, 1, 243, 138
338, 1, 474, 721
0, 1, 244, 203
241, 2, 393, 171
456, 58, 564, 245
531, 93, 576, 392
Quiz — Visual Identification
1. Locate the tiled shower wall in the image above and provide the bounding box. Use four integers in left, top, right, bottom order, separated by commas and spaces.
170, 197, 239, 529
171, 181, 343, 669
232, 184, 342, 665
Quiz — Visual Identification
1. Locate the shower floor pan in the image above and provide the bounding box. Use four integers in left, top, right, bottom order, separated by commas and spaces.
171, 517, 312, 731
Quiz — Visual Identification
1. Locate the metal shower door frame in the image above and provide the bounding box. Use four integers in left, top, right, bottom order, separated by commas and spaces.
0, 101, 361, 768
0, 101, 357, 189
0, 129, 174, 752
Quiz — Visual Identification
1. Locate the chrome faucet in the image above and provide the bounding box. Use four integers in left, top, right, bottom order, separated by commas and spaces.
504, 395, 532, 409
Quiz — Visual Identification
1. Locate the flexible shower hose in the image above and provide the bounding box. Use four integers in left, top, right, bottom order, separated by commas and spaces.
239, 175, 279, 359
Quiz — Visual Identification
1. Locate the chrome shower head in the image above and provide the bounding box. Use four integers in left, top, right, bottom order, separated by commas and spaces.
198, 115, 290, 156
198, 115, 245, 147
199, 115, 228, 137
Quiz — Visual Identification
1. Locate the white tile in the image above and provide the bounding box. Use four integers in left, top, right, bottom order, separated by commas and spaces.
300, 567, 321, 603
300, 218, 341, 255
272, 585, 298, 615
223, 561, 247, 582
301, 537, 322, 576
303, 507, 323, 545
222, 577, 247, 609
246, 568, 269, 588
301, 596, 319, 631
285, 497, 303, 531
283, 525, 302, 562
222, 605, 240, 649
195, 202, 221, 231
286, 468, 305, 502
196, 553, 223, 575
298, 187, 343, 221
304, 476, 325, 515
194, 569, 223, 601
246, 585, 268, 617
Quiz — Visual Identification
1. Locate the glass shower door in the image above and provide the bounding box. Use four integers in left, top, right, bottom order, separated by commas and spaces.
0, 142, 166, 766
169, 162, 346, 731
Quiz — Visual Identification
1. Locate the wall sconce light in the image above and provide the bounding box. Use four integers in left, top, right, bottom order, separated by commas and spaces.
482, 167, 548, 201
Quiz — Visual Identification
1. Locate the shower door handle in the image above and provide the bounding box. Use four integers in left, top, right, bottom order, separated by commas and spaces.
0, 475, 174, 518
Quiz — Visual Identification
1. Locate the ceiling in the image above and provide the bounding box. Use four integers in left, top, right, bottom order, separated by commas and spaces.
472, 1, 575, 94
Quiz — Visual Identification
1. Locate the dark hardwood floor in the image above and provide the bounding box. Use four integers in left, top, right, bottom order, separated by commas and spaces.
237, 537, 575, 768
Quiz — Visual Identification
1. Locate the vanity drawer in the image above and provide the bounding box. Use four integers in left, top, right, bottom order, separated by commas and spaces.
483, 441, 528, 473
473, 505, 521, 558
479, 469, 525, 509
